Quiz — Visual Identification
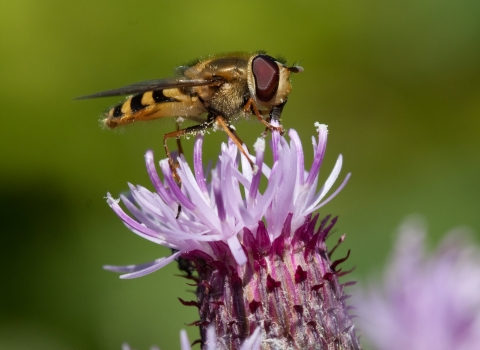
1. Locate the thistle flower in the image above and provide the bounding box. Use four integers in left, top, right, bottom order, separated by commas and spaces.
105, 123, 361, 349
355, 217, 480, 350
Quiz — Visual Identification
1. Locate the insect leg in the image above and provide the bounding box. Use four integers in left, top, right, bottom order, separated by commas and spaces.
214, 115, 256, 170
243, 97, 285, 135
163, 120, 215, 182
175, 122, 185, 156
229, 127, 250, 153
268, 99, 287, 122
172, 123, 186, 219
260, 100, 288, 136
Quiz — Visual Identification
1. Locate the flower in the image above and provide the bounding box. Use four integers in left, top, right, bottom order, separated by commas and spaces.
355, 217, 480, 350
105, 123, 361, 349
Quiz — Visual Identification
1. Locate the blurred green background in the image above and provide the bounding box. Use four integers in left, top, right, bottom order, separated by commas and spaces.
1, 0, 479, 348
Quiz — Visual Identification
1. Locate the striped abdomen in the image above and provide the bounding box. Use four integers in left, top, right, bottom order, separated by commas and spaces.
104, 89, 206, 128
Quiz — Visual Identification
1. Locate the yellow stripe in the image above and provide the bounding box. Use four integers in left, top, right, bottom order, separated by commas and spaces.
121, 99, 132, 114
141, 91, 155, 106
163, 88, 191, 102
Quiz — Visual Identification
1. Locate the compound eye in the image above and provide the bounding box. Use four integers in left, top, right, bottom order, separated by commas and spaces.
252, 55, 279, 102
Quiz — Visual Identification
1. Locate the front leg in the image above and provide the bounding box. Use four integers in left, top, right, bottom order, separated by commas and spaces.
268, 99, 287, 123
243, 97, 284, 135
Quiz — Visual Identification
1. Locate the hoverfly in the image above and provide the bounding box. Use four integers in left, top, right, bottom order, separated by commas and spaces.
78, 51, 303, 177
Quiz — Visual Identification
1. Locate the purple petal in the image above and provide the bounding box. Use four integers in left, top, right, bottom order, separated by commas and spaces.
193, 134, 209, 195
179, 330, 191, 350
305, 123, 328, 186
107, 194, 165, 244
213, 170, 226, 221
288, 128, 305, 187
206, 326, 217, 350
160, 160, 196, 211
104, 251, 182, 279
270, 120, 281, 162
227, 235, 247, 265
239, 327, 262, 350
249, 138, 265, 203
145, 150, 175, 206
312, 172, 351, 211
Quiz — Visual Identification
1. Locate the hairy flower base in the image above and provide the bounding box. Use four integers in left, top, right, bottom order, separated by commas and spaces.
183, 213, 361, 350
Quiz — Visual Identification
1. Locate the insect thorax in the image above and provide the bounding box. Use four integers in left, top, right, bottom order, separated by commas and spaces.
209, 79, 249, 118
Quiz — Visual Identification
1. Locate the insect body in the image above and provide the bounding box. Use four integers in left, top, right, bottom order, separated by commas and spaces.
78, 52, 303, 173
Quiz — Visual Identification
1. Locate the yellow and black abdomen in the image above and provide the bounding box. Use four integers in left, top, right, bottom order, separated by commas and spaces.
104, 88, 207, 128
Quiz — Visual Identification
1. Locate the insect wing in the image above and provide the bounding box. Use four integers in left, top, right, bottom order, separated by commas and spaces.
75, 78, 220, 99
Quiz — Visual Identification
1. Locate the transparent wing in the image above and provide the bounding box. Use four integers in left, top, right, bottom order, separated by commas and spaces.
75, 77, 221, 99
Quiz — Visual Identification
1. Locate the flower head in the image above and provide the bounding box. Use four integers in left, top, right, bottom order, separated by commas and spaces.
106, 123, 360, 349
355, 217, 480, 350
105, 123, 349, 276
